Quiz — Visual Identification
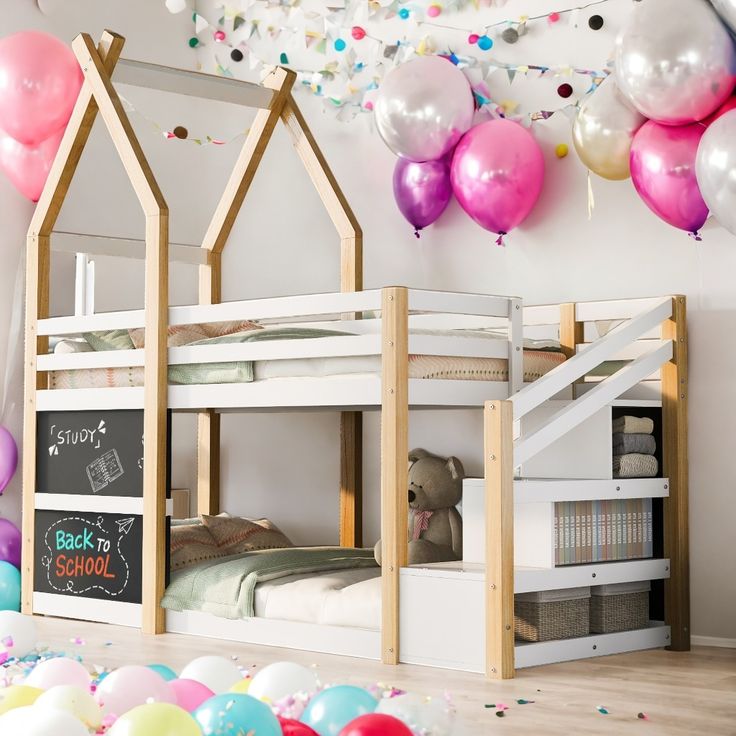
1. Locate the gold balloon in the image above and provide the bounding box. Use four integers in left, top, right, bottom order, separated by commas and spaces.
572, 75, 647, 180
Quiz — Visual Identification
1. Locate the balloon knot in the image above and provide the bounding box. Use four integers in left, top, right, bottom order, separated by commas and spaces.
688, 230, 702, 242
495, 231, 507, 247
414, 228, 421, 239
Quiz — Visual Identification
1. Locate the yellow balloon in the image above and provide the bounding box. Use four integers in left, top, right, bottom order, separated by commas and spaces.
555, 143, 569, 159
229, 677, 251, 694
0, 685, 44, 715
35, 685, 102, 729
107, 703, 200, 736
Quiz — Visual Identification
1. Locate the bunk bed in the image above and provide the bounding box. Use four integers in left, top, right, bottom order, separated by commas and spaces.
22, 30, 689, 680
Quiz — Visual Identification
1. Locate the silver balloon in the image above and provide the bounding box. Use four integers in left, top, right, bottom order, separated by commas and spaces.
711, 0, 736, 32
695, 109, 736, 235
572, 75, 647, 180
374, 56, 474, 162
616, 0, 736, 125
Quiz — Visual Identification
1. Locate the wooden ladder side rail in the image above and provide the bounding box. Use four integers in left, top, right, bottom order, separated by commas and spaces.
559, 302, 584, 399
72, 32, 170, 635
195, 67, 294, 518
21, 31, 125, 617
662, 295, 690, 650
279, 94, 364, 548
380, 287, 409, 664
484, 400, 515, 679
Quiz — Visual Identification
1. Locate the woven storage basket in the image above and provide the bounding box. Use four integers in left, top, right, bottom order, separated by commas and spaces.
590, 581, 650, 634
514, 587, 590, 642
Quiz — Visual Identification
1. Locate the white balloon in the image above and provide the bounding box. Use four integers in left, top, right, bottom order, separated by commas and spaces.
0, 611, 37, 658
165, 0, 188, 13
248, 662, 318, 703
0, 705, 88, 736
376, 693, 456, 736
179, 656, 241, 694
35, 685, 102, 729
695, 109, 736, 235
24, 657, 91, 691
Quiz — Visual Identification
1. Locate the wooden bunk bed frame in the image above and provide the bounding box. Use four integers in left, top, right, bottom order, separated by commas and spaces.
22, 30, 690, 680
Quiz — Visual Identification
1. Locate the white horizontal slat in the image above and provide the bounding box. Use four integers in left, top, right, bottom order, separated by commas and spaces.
169, 290, 383, 326
515, 557, 671, 593
576, 296, 673, 322
408, 335, 509, 359
38, 349, 144, 371
39, 310, 145, 336
522, 304, 563, 326
408, 289, 514, 317
33, 592, 142, 627
511, 298, 672, 420
34, 494, 173, 516
515, 341, 672, 466
115, 57, 274, 108
52, 231, 208, 265
515, 623, 670, 669
513, 477, 670, 502
576, 339, 667, 362
37, 387, 145, 411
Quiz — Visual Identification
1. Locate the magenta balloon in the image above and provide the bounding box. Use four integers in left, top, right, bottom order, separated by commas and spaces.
393, 156, 452, 235
0, 31, 82, 145
0, 127, 63, 202
0, 427, 18, 494
0, 520, 21, 569
450, 119, 544, 236
629, 120, 708, 234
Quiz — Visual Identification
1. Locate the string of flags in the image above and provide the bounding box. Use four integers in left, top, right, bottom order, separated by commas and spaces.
168, 0, 613, 125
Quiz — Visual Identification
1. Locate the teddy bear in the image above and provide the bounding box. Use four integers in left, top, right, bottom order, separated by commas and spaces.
374, 448, 464, 566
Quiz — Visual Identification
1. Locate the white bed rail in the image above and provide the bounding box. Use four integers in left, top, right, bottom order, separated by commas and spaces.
512, 296, 674, 467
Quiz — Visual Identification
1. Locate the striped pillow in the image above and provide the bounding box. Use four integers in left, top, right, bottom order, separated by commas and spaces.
128, 320, 262, 349
170, 523, 226, 571
202, 515, 293, 554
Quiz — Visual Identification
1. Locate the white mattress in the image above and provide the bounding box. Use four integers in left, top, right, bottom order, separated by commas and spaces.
253, 567, 381, 630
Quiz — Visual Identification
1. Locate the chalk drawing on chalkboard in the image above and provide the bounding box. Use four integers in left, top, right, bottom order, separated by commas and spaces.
40, 515, 131, 597
85, 449, 124, 493
116, 518, 135, 536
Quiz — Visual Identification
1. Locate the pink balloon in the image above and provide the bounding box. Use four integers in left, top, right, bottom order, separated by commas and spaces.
630, 120, 708, 235
170, 678, 215, 712
25, 656, 91, 690
339, 713, 413, 736
0, 520, 21, 568
94, 665, 175, 716
393, 155, 453, 236
0, 127, 62, 202
0, 31, 82, 145
450, 119, 544, 241
0, 427, 18, 493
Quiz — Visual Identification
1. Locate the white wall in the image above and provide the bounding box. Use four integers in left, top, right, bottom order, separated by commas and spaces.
1, 0, 733, 642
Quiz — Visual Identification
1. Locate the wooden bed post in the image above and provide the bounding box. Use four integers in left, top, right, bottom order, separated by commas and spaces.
278, 95, 364, 548
380, 287, 408, 664
71, 32, 170, 634
560, 302, 583, 398
22, 31, 125, 616
484, 400, 515, 679
661, 295, 690, 650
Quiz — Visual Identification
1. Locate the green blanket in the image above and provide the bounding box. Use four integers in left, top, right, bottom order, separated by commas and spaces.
168, 327, 355, 385
161, 546, 378, 619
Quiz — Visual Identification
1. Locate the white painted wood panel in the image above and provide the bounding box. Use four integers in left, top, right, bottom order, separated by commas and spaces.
33, 592, 142, 627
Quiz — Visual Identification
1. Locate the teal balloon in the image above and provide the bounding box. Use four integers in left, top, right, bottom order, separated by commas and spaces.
301, 686, 377, 736
193, 693, 281, 736
0, 561, 20, 611
147, 663, 177, 681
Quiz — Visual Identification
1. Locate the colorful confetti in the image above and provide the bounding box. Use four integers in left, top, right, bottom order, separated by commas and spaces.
597, 705, 610, 715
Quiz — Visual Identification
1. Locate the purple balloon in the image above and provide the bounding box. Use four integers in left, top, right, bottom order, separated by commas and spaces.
0, 427, 17, 495
393, 156, 452, 236
451, 119, 544, 241
0, 520, 20, 569
630, 120, 708, 235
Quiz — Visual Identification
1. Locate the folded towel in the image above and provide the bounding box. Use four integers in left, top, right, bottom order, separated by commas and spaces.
613, 433, 656, 456
612, 416, 654, 435
613, 453, 658, 478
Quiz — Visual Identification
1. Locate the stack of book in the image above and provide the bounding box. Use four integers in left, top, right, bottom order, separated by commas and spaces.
554, 499, 653, 565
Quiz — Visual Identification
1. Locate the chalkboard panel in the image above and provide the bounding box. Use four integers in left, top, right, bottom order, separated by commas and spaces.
37, 410, 170, 497
34, 511, 143, 604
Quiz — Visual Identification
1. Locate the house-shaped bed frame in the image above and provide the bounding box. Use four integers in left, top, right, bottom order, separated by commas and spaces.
22, 30, 690, 680
23, 30, 364, 633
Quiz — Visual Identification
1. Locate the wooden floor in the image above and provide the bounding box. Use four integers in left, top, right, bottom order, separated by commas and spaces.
27, 618, 736, 735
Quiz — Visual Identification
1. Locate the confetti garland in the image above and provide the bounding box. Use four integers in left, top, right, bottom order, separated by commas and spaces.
176, 0, 614, 123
